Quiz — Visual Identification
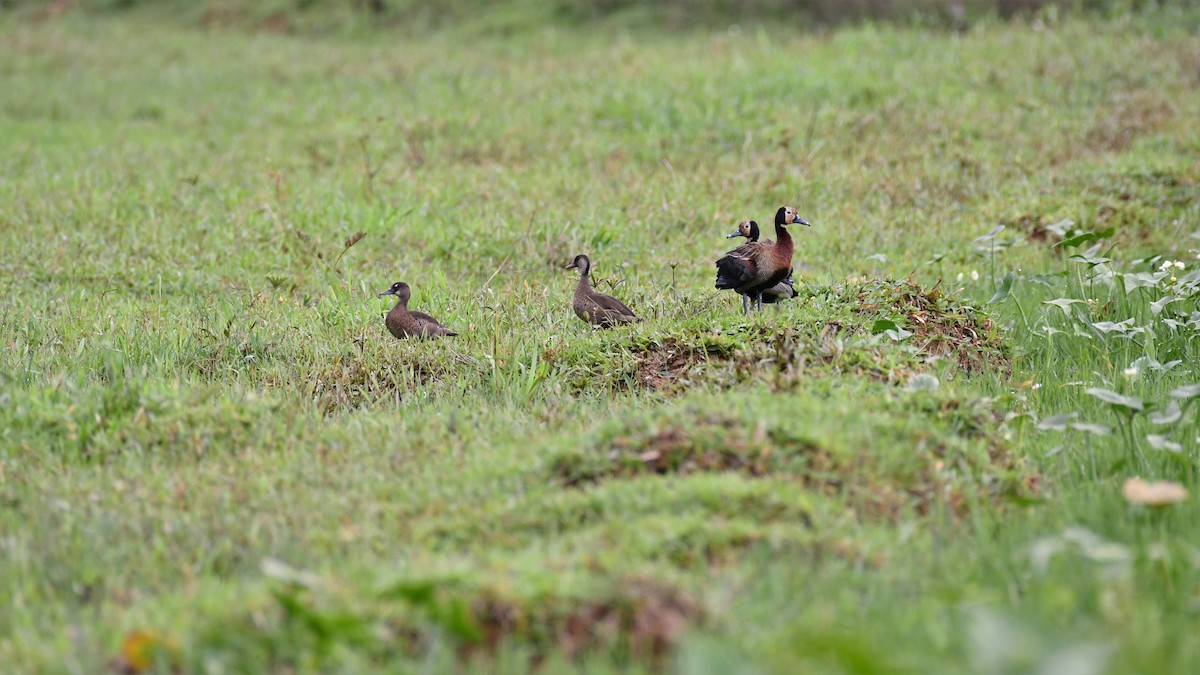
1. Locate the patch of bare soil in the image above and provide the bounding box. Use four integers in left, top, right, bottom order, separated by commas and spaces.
549, 414, 806, 488
633, 338, 708, 391
1084, 89, 1174, 155
471, 579, 702, 667
854, 279, 1009, 374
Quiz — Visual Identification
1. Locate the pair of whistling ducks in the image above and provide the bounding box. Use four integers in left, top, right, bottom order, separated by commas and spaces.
726, 220, 795, 310
377, 205, 808, 339
715, 206, 809, 314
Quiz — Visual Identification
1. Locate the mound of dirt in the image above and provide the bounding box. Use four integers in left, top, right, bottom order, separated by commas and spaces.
853, 279, 1008, 373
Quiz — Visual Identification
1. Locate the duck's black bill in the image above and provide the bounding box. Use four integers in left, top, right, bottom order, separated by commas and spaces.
564, 263, 578, 270
797, 218, 811, 226
726, 230, 742, 238
377, 289, 395, 297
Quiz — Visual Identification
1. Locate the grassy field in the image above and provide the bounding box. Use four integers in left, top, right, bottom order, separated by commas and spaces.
2, 5, 1200, 673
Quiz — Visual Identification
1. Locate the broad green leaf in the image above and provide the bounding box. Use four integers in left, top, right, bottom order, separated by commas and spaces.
871, 319, 899, 334
1150, 296, 1180, 315
1069, 250, 1113, 267
1043, 218, 1075, 238
975, 224, 1006, 242
1055, 228, 1115, 249
1084, 388, 1143, 412
1091, 319, 1134, 333
989, 271, 1015, 304
1071, 422, 1111, 436
1043, 298, 1085, 315
1122, 271, 1168, 294
1037, 413, 1077, 431
1169, 383, 1200, 400
1130, 356, 1181, 373
1149, 402, 1182, 425
1146, 435, 1183, 453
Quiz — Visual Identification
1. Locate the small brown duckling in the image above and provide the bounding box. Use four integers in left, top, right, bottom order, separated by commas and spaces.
564, 254, 640, 327
377, 281, 458, 339
725, 220, 796, 313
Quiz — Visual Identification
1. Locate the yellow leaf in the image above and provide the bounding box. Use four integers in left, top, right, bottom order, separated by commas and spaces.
117, 629, 179, 674
1122, 478, 1188, 507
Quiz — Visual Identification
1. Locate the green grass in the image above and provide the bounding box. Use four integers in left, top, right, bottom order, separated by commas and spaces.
1, 6, 1200, 673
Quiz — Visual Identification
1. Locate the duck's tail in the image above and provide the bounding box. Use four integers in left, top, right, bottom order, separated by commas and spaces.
714, 255, 753, 290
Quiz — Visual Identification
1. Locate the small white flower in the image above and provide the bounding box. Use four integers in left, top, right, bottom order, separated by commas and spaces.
1160, 261, 1173, 271
970, 270, 979, 281
1031, 383, 1042, 391
1174, 261, 1186, 270
956, 272, 964, 281
1170, 276, 1177, 283
1123, 367, 1139, 379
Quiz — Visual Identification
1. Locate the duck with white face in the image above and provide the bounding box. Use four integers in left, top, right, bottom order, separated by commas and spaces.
715, 206, 810, 313
377, 281, 458, 339
564, 254, 640, 328
724, 219, 797, 312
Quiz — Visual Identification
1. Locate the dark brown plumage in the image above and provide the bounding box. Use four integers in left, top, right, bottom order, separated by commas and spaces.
725, 219, 796, 312
377, 281, 458, 339
715, 206, 809, 313
565, 254, 639, 327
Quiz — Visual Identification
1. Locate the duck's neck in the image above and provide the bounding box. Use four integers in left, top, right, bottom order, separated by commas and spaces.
576, 271, 592, 292
392, 297, 408, 310
773, 222, 794, 258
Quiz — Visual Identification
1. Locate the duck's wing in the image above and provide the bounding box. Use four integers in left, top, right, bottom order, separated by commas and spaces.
715, 242, 763, 289
411, 311, 458, 337
594, 292, 638, 321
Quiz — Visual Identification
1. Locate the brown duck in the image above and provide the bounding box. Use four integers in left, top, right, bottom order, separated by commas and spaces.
715, 206, 809, 313
564, 254, 639, 327
377, 281, 458, 339
725, 219, 796, 312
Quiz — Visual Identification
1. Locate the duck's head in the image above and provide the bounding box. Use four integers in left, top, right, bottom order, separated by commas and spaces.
727, 220, 760, 240
564, 254, 591, 276
377, 281, 411, 303
775, 206, 811, 229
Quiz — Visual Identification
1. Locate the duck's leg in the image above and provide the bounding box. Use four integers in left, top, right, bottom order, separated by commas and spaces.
741, 294, 749, 315
756, 292, 764, 312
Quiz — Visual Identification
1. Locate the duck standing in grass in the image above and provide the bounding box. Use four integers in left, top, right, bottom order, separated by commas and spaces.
564, 254, 640, 327
715, 206, 809, 313
377, 281, 458, 339
725, 219, 797, 312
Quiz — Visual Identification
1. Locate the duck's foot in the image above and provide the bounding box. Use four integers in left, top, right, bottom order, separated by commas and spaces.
741, 295, 749, 315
